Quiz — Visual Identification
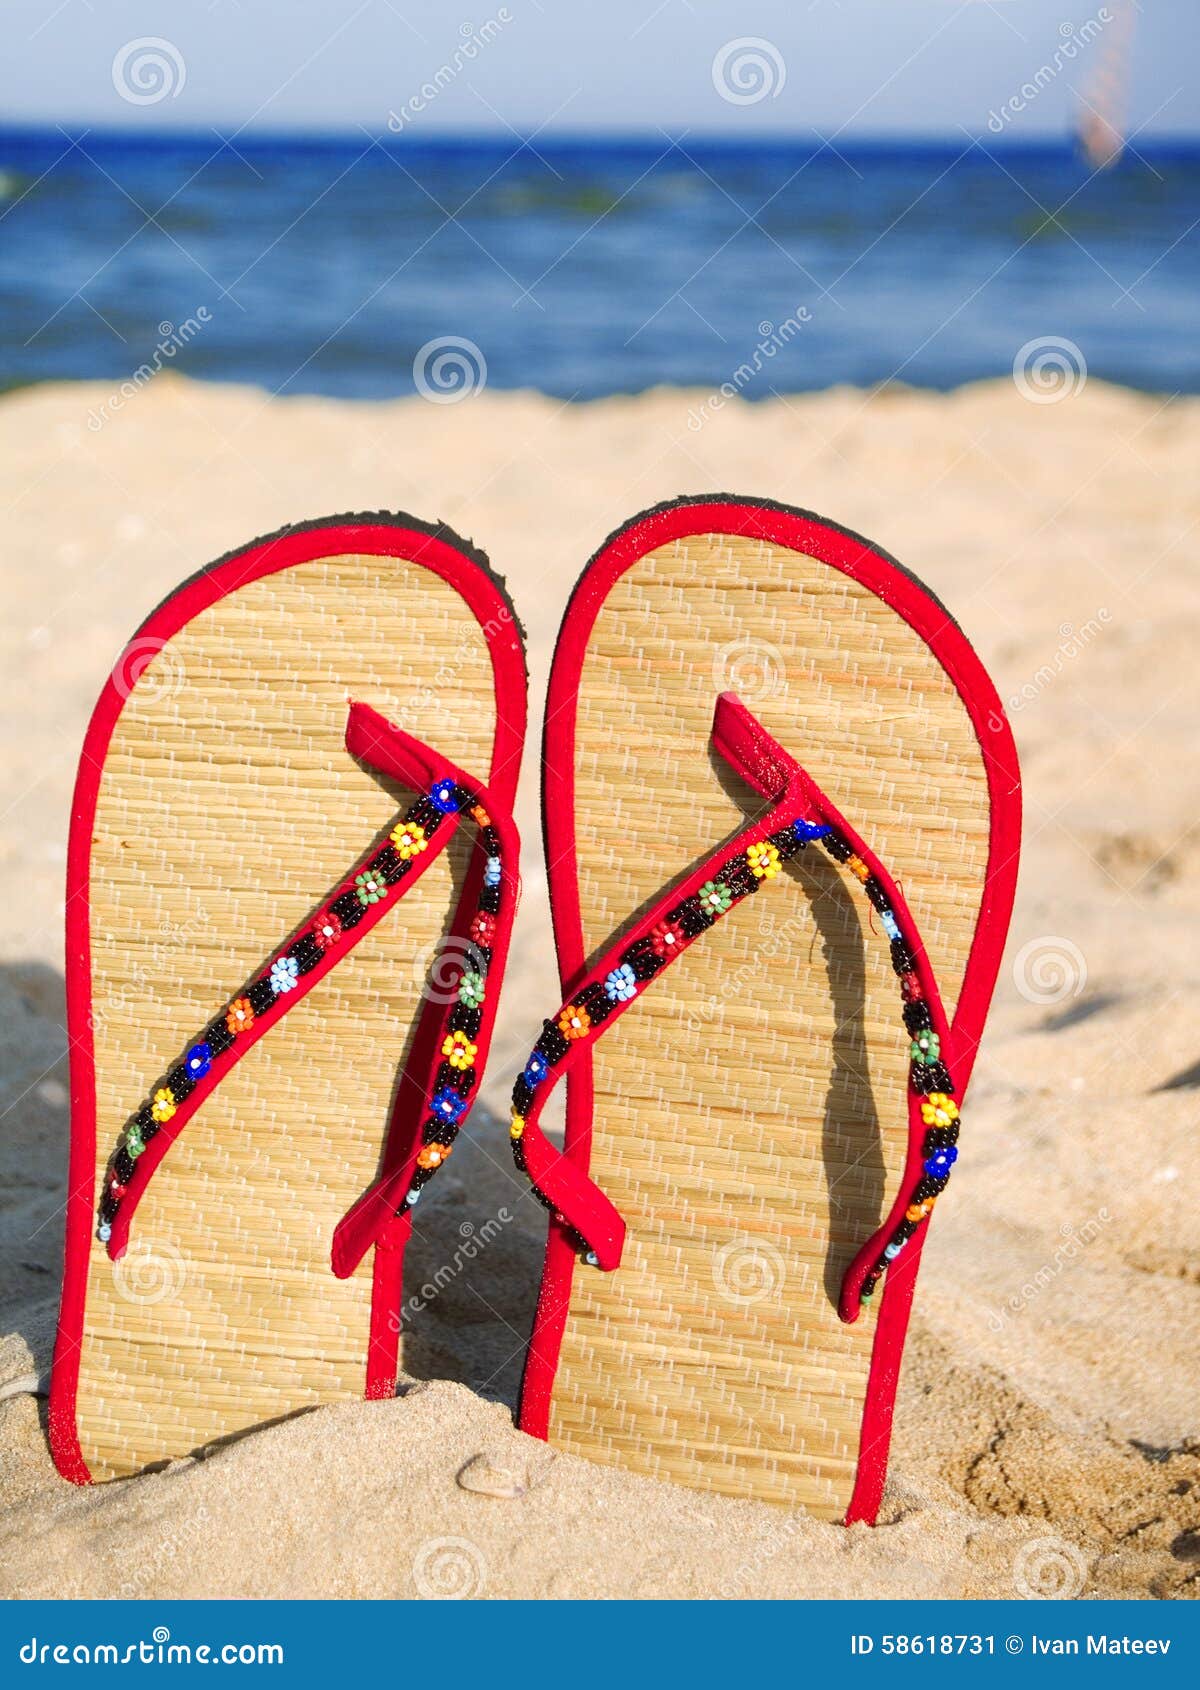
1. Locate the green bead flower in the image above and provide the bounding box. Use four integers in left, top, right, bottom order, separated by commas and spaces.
698, 879, 733, 918
910, 1028, 941, 1066
355, 868, 388, 907
126, 1123, 146, 1159
458, 969, 486, 1009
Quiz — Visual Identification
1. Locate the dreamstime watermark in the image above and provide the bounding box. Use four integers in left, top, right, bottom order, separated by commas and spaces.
1011, 935, 1087, 1005
111, 633, 189, 703
112, 1240, 187, 1306
987, 12, 1112, 132
987, 1210, 1110, 1331
387, 13, 513, 130
712, 38, 786, 106
713, 1238, 786, 1305
390, 1212, 513, 1327
413, 335, 487, 403
990, 611, 1112, 720
411, 1536, 487, 1598
687, 308, 812, 430
410, 934, 489, 1006
87, 310, 213, 430
711, 636, 786, 705
112, 38, 187, 107
1013, 1534, 1090, 1599
1013, 335, 1088, 403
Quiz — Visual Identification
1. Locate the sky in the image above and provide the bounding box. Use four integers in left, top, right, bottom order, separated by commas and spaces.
0, 0, 1196, 141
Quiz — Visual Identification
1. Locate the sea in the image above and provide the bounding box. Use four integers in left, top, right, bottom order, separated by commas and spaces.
1, 129, 1196, 399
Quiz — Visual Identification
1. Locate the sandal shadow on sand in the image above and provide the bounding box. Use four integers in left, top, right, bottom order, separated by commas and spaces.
50, 514, 525, 1482
507, 495, 1020, 1523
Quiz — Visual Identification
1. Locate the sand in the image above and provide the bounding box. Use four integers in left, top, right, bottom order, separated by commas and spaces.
0, 374, 1197, 1599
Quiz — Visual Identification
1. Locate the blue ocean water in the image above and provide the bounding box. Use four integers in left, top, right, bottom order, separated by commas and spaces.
1, 129, 1196, 399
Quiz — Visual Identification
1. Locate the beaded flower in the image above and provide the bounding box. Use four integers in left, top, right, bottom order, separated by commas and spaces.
429, 778, 462, 814
920, 1092, 958, 1129
417, 1143, 453, 1170
523, 1052, 549, 1088
846, 854, 871, 883
910, 1028, 941, 1066
150, 1087, 176, 1124
880, 910, 901, 941
226, 997, 254, 1036
185, 1042, 211, 1080
899, 971, 923, 1003
793, 818, 831, 843
924, 1145, 958, 1180
484, 856, 502, 889
458, 968, 486, 1009
906, 1197, 936, 1223
390, 821, 428, 861
604, 963, 638, 1003
470, 911, 496, 947
510, 1113, 525, 1140
557, 1003, 591, 1041
698, 880, 733, 918
270, 956, 299, 995
312, 911, 343, 952
442, 1030, 478, 1071
746, 840, 781, 880
125, 1123, 146, 1159
431, 1087, 469, 1125
649, 919, 685, 958
355, 868, 388, 907
470, 803, 491, 827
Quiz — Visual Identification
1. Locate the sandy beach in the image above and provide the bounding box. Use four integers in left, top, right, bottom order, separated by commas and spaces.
0, 374, 1197, 1599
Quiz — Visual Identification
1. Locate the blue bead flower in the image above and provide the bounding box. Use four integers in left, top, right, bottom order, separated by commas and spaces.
97, 1221, 112, 1244
524, 1051, 549, 1088
270, 955, 300, 995
429, 779, 462, 814
884, 1239, 905, 1261
793, 818, 831, 843
604, 963, 638, 1003
484, 855, 502, 888
880, 909, 901, 941
432, 1087, 468, 1125
185, 1042, 212, 1080
924, 1145, 958, 1181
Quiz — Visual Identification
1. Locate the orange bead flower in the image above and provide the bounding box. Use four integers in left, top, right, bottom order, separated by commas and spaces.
557, 1003, 591, 1041
226, 997, 254, 1036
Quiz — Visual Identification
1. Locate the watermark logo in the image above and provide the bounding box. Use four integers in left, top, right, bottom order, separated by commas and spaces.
1013, 1535, 1089, 1599
713, 1238, 786, 1305
112, 1241, 187, 1306
1013, 336, 1088, 404
1012, 935, 1087, 1006
987, 12, 1112, 133
413, 336, 488, 404
712, 637, 786, 706
687, 308, 812, 429
112, 39, 187, 107
412, 1536, 487, 1598
112, 636, 187, 706
712, 38, 786, 106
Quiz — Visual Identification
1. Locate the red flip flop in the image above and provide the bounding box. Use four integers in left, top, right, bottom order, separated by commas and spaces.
50, 514, 525, 1482
507, 496, 1020, 1523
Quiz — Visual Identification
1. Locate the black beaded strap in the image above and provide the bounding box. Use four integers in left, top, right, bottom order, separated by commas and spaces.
509, 816, 960, 1302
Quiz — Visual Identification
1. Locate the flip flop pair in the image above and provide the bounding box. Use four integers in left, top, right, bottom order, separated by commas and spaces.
50, 500, 1020, 1527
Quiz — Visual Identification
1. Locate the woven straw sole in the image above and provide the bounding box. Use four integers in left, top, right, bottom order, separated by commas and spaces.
546, 531, 991, 1519
72, 550, 498, 1480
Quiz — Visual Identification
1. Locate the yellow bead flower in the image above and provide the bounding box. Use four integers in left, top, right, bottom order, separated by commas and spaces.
510, 1113, 525, 1140
442, 1030, 477, 1071
390, 820, 428, 861
151, 1087, 177, 1123
746, 840, 781, 880
920, 1093, 959, 1129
